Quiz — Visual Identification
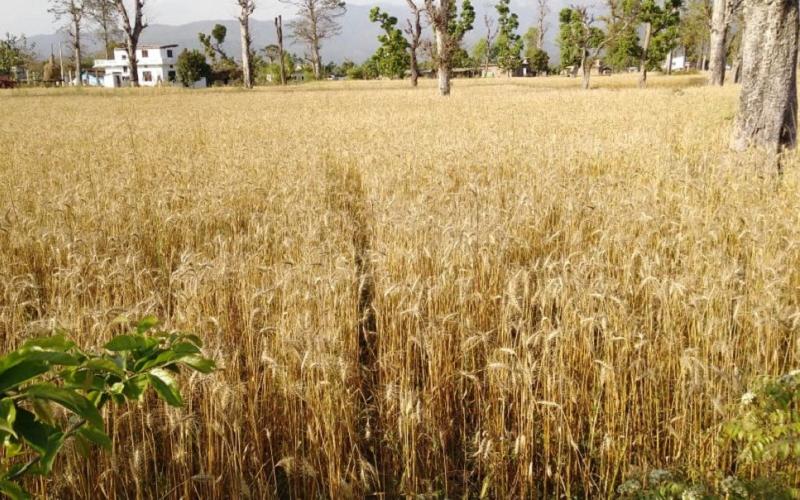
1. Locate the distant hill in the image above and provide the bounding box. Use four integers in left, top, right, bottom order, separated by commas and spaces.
28, 1, 592, 65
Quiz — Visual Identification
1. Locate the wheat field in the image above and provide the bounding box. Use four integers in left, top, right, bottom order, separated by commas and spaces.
1, 74, 799, 498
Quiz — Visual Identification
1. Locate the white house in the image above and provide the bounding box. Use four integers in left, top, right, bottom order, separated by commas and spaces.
663, 54, 689, 72
93, 45, 207, 88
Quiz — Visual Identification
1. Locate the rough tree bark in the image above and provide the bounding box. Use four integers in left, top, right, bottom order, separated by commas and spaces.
435, 25, 451, 95
113, 0, 146, 87
639, 22, 652, 88
709, 0, 728, 85
237, 0, 255, 89
425, 0, 453, 96
275, 16, 287, 85
483, 14, 496, 75
405, 0, 423, 87
581, 48, 591, 90
731, 0, 799, 153
667, 49, 674, 75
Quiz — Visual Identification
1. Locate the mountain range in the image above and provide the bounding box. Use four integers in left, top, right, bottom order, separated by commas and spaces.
27, 0, 597, 65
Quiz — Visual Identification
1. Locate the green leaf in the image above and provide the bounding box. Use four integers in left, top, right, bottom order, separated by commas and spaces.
22, 335, 75, 352
172, 342, 201, 355
83, 358, 125, 377
104, 334, 157, 352
136, 350, 177, 372
178, 334, 204, 348
136, 316, 160, 334
25, 384, 103, 428
0, 400, 16, 439
14, 408, 56, 454
76, 426, 112, 450
0, 361, 49, 393
181, 355, 215, 374
148, 368, 183, 407
0, 480, 30, 500
122, 375, 149, 401
34, 431, 65, 475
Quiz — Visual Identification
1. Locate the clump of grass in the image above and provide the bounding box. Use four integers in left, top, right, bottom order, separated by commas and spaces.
1, 74, 799, 497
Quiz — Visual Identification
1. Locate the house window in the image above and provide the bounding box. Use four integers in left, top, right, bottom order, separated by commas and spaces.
123, 67, 128, 74
167, 50, 173, 58
121, 54, 127, 60
143, 71, 152, 82
141, 49, 149, 58
168, 71, 176, 82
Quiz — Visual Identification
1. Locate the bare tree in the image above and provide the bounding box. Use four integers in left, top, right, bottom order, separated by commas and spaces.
237, 0, 256, 89
275, 16, 287, 85
85, 0, 121, 58
708, 0, 743, 85
280, 0, 346, 79
483, 14, 497, 74
536, 0, 548, 49
112, 0, 146, 87
405, 0, 424, 86
49, 0, 85, 87
731, 0, 798, 155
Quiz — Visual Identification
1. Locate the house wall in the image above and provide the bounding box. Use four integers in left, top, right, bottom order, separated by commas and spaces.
97, 47, 205, 88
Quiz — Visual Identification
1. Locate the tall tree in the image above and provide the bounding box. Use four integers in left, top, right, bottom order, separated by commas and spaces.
730, 0, 798, 155
535, 0, 548, 49
604, 0, 641, 72
0, 34, 34, 76
494, 0, 523, 75
281, 0, 346, 79
558, 6, 606, 89
49, 0, 85, 87
482, 14, 497, 73
638, 0, 682, 87
405, 0, 424, 86
369, 7, 410, 79
424, 0, 475, 95
708, 0, 742, 84
84, 0, 121, 58
112, 0, 147, 87
237, 0, 256, 89
679, 0, 712, 69
274, 16, 287, 85
199, 24, 232, 64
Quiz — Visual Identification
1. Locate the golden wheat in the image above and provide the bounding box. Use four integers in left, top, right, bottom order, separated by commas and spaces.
1, 74, 799, 498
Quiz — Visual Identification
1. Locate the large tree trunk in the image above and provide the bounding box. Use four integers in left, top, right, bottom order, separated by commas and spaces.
709, 0, 728, 85
639, 22, 651, 88
410, 47, 419, 87
731, 0, 799, 153
667, 49, 674, 75
73, 17, 82, 87
312, 43, 322, 79
407, 5, 421, 87
127, 41, 139, 87
275, 16, 287, 85
581, 49, 590, 90
239, 16, 253, 88
435, 25, 450, 96
699, 39, 707, 71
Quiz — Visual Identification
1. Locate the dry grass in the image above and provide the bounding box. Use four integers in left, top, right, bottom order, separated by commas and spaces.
1, 73, 799, 498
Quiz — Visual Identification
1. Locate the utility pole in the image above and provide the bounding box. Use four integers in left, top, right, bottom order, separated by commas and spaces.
275, 16, 287, 85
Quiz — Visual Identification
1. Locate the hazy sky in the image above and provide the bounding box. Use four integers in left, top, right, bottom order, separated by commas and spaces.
0, 0, 391, 36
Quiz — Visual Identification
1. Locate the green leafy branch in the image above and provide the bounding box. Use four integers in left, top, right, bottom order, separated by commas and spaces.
0, 317, 215, 499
